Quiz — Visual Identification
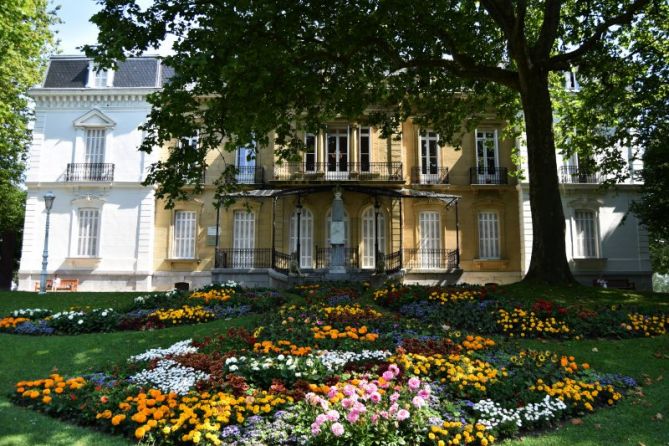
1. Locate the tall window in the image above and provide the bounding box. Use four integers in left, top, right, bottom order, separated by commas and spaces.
359, 127, 371, 172
305, 133, 317, 172
232, 211, 255, 267
173, 211, 197, 259
77, 209, 100, 257
326, 128, 349, 177
419, 211, 441, 268
478, 212, 500, 259
574, 210, 597, 258
361, 206, 386, 269
290, 207, 314, 268
85, 129, 106, 164
419, 132, 439, 174
475, 130, 499, 181
565, 71, 579, 91
235, 144, 256, 183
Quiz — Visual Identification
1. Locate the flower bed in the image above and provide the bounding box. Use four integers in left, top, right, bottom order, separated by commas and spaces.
11, 286, 646, 446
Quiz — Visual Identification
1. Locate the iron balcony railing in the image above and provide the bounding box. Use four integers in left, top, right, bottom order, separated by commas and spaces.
273, 162, 403, 182
411, 166, 449, 184
404, 248, 459, 270
559, 165, 599, 184
215, 248, 272, 268
383, 251, 402, 274
65, 163, 115, 182
469, 166, 509, 185
315, 247, 360, 269
225, 166, 265, 184
272, 250, 291, 275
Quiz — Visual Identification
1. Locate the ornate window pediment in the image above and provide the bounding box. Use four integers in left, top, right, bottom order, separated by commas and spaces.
73, 108, 116, 129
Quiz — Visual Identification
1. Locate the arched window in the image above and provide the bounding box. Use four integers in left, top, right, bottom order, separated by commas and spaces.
361, 206, 386, 269
290, 207, 314, 268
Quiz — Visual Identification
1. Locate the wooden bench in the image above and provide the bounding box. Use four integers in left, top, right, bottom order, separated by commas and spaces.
593, 277, 635, 290
34, 279, 79, 292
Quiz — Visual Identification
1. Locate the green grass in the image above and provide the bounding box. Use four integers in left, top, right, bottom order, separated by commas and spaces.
0, 287, 668, 445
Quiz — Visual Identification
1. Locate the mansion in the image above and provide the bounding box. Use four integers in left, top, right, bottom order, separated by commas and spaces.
17, 56, 652, 291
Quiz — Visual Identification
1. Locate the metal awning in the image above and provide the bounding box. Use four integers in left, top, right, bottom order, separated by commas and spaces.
223, 185, 459, 206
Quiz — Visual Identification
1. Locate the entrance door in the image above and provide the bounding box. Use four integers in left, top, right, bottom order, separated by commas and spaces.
290, 207, 314, 268
361, 206, 386, 269
232, 210, 255, 267
475, 130, 499, 183
419, 211, 441, 268
327, 128, 349, 179
419, 131, 439, 183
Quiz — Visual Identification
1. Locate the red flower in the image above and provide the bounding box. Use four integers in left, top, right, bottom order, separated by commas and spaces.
100, 396, 109, 404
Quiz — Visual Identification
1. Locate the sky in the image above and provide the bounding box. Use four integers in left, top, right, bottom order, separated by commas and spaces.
51, 0, 171, 55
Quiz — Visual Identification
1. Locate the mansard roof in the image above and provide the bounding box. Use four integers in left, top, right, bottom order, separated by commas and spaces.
42, 56, 172, 89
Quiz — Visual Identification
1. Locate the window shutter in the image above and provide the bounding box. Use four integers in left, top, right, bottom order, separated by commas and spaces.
173, 211, 196, 258
574, 210, 597, 257
478, 212, 500, 259
85, 129, 106, 164
77, 209, 100, 257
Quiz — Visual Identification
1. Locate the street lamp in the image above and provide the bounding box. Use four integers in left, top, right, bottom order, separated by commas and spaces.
39, 191, 55, 294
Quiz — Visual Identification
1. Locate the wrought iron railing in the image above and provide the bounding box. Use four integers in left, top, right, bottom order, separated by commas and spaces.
65, 163, 115, 182
215, 248, 271, 268
469, 166, 508, 184
272, 162, 403, 181
559, 165, 599, 184
315, 247, 360, 269
383, 251, 402, 274
411, 166, 449, 184
226, 166, 265, 184
404, 248, 459, 270
272, 249, 291, 274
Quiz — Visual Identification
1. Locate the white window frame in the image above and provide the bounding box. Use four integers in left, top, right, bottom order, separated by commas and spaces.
172, 210, 197, 259
326, 127, 349, 178
85, 128, 107, 164
232, 210, 256, 267
235, 143, 256, 183
87, 62, 114, 88
418, 211, 442, 268
478, 211, 500, 259
359, 127, 371, 172
475, 129, 500, 183
573, 209, 599, 258
418, 131, 440, 183
565, 71, 580, 92
289, 207, 314, 268
76, 208, 101, 258
360, 206, 386, 269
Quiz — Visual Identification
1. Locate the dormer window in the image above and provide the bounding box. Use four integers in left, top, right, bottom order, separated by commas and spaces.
87, 61, 113, 88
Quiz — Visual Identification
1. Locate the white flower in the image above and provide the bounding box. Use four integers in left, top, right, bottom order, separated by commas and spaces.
78, 319, 84, 325
129, 339, 198, 362
101, 311, 108, 317
229, 365, 239, 372
68, 314, 74, 320
130, 359, 209, 395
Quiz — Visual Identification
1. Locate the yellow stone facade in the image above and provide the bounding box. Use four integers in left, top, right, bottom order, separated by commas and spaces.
152, 119, 522, 289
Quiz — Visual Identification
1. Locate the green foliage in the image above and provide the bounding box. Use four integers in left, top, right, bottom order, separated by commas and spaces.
0, 0, 57, 232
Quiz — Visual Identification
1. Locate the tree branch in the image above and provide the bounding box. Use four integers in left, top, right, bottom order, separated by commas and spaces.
548, 0, 652, 69
479, 0, 516, 37
397, 57, 519, 89
531, 0, 562, 61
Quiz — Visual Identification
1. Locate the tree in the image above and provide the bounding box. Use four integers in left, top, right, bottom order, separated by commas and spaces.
86, 0, 666, 284
0, 0, 56, 289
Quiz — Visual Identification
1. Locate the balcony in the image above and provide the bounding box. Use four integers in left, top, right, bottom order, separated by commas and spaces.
469, 166, 508, 185
229, 166, 265, 185
272, 162, 403, 182
411, 166, 449, 184
404, 248, 459, 270
65, 163, 115, 182
215, 248, 272, 268
559, 165, 599, 184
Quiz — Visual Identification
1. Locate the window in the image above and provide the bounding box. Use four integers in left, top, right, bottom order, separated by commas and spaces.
574, 210, 597, 258
361, 206, 386, 269
419, 131, 439, 183
565, 71, 579, 91
419, 211, 441, 268
326, 128, 349, 177
359, 127, 371, 172
77, 209, 100, 257
85, 129, 106, 164
95, 69, 108, 87
173, 211, 197, 259
232, 211, 255, 267
235, 144, 256, 183
289, 207, 314, 268
478, 211, 500, 259
305, 133, 317, 172
475, 130, 499, 181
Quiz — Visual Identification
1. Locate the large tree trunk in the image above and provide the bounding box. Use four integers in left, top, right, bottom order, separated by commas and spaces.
519, 72, 576, 284
0, 230, 18, 290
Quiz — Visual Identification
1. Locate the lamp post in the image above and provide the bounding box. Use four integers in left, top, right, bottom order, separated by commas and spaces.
39, 191, 55, 294
295, 196, 302, 268
374, 198, 380, 272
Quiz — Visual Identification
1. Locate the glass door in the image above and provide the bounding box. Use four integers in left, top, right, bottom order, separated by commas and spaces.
327, 128, 349, 179
475, 130, 499, 183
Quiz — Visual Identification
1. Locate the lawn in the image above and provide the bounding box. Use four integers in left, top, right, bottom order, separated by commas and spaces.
0, 285, 667, 445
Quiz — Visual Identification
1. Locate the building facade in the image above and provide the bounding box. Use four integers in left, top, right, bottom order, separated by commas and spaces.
17, 56, 171, 291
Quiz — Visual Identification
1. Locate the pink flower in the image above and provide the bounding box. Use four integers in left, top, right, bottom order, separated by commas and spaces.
328, 386, 338, 399
412, 395, 425, 408
343, 384, 356, 396
396, 409, 410, 421
388, 364, 400, 376
389, 392, 400, 403
346, 410, 360, 423
353, 401, 367, 413
382, 371, 395, 381
369, 392, 382, 403
311, 422, 321, 435
341, 398, 355, 409
389, 402, 399, 413
418, 387, 430, 399
315, 414, 328, 426
371, 413, 379, 424
331, 422, 345, 437
380, 410, 390, 419
326, 410, 340, 421
408, 377, 421, 391
365, 383, 378, 394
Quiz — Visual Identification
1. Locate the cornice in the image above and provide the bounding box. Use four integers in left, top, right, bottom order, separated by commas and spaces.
29, 88, 159, 108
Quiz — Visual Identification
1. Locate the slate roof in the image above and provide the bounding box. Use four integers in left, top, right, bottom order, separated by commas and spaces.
42, 56, 171, 88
